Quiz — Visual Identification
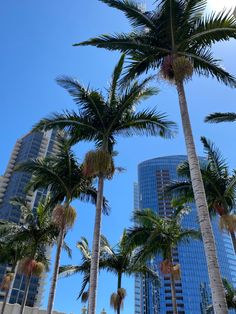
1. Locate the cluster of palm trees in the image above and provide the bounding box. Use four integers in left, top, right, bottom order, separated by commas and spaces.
1, 0, 236, 314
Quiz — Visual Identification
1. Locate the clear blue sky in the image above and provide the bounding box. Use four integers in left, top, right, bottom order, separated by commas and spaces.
0, 1, 236, 314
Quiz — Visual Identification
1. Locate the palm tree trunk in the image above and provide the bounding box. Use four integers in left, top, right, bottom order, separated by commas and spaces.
117, 273, 122, 314
230, 231, 236, 254
19, 272, 32, 314
88, 175, 104, 314
6, 262, 18, 303
170, 271, 178, 314
1, 287, 10, 314
1, 263, 18, 314
175, 80, 228, 314
47, 228, 65, 314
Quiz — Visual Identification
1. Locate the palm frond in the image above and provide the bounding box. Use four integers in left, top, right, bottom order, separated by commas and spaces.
188, 10, 236, 46
201, 136, 227, 176
99, 0, 157, 31
116, 108, 177, 139
205, 112, 236, 123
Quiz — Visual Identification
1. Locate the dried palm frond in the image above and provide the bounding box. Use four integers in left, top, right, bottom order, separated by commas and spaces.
160, 56, 193, 83
110, 292, 119, 310
33, 262, 45, 276
219, 214, 236, 232
81, 291, 89, 303
110, 288, 127, 311
1, 273, 14, 290
18, 258, 37, 276
160, 56, 175, 83
172, 57, 193, 82
52, 204, 77, 228
83, 150, 115, 179
171, 264, 181, 281
160, 259, 172, 274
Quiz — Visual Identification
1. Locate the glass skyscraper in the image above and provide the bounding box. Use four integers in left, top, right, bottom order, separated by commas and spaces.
134, 155, 236, 314
0, 130, 58, 307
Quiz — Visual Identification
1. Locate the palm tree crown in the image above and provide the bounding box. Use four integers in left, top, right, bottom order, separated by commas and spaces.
33, 55, 176, 153
77, 0, 236, 87
166, 137, 236, 219
60, 232, 158, 313
15, 134, 102, 208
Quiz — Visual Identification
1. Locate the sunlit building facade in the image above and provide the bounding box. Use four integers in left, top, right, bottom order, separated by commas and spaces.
135, 155, 236, 314
0, 130, 58, 307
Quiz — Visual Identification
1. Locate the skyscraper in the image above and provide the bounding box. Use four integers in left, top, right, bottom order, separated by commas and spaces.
135, 155, 236, 314
0, 130, 58, 307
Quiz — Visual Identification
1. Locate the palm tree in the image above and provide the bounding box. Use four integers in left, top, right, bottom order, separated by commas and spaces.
127, 207, 200, 314
205, 112, 236, 124
15, 134, 104, 314
222, 278, 236, 310
0, 243, 26, 314
76, 1, 236, 312
60, 232, 159, 314
0, 197, 58, 314
166, 136, 236, 253
32, 54, 176, 314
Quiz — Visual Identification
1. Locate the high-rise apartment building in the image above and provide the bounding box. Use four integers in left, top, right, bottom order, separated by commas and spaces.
0, 130, 58, 307
134, 155, 236, 314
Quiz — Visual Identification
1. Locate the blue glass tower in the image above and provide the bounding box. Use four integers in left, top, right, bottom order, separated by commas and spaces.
135, 155, 236, 314
0, 130, 58, 307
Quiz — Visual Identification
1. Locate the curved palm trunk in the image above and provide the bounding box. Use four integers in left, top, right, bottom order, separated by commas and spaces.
175, 80, 228, 313
88, 175, 104, 314
19, 272, 32, 314
117, 273, 122, 314
47, 228, 65, 314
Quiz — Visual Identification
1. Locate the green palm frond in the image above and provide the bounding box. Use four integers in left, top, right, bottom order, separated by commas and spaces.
99, 0, 157, 30
201, 136, 227, 177
116, 108, 177, 138
205, 112, 236, 123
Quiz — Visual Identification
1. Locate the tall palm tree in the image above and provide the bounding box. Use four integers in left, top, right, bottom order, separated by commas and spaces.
59, 232, 159, 314
76, 1, 236, 312
15, 134, 104, 314
32, 55, 176, 314
127, 207, 200, 314
0, 243, 26, 314
0, 197, 58, 314
166, 136, 236, 252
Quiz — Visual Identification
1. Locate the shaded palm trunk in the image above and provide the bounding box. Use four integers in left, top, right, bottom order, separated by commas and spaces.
19, 272, 32, 314
88, 175, 104, 314
169, 255, 178, 314
230, 231, 236, 254
1, 288, 10, 314
1, 263, 18, 314
47, 228, 65, 314
117, 273, 122, 314
175, 80, 228, 313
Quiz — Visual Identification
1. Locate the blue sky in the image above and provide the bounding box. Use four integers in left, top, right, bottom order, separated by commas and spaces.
1, 1, 236, 314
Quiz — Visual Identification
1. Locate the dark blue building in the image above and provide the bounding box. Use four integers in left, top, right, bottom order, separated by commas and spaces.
0, 130, 58, 307
135, 156, 236, 314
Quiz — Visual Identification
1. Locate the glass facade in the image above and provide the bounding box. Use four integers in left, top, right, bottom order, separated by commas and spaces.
135, 155, 236, 314
0, 130, 58, 307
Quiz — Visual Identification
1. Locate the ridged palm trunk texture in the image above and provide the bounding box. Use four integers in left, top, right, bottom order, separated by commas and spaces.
19, 272, 32, 314
47, 228, 65, 314
1, 288, 9, 314
88, 175, 104, 314
175, 80, 228, 313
